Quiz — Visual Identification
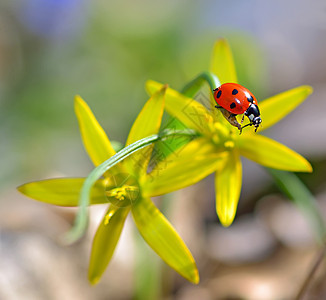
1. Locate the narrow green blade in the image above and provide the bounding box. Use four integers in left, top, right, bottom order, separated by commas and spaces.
268, 169, 326, 243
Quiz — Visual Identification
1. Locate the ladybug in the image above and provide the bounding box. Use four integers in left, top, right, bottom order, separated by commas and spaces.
213, 83, 262, 133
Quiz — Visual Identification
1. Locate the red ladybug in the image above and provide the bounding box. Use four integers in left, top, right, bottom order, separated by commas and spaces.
213, 83, 262, 133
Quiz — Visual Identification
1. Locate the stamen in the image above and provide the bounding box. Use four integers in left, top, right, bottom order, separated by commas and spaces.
106, 186, 139, 201
224, 140, 235, 149
105, 184, 140, 208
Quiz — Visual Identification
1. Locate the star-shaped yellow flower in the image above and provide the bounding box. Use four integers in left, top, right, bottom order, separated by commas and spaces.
145, 38, 313, 227
18, 87, 225, 284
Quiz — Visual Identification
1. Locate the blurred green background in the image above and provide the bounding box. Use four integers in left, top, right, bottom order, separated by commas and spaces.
1, 0, 326, 299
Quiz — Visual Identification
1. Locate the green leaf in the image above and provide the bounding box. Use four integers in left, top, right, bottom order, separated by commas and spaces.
88, 206, 130, 285
17, 178, 107, 206
268, 169, 326, 243
210, 38, 238, 84
238, 134, 312, 172
215, 151, 242, 227
131, 196, 199, 284
259, 86, 313, 131
74, 95, 116, 167
152, 117, 190, 161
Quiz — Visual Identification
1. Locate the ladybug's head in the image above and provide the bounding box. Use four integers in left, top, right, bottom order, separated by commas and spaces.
245, 104, 261, 131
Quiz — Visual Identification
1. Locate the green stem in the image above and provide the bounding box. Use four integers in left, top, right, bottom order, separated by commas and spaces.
268, 169, 326, 243
181, 71, 221, 95
64, 129, 198, 243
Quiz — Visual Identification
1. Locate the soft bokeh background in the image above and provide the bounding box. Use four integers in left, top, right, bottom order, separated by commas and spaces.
1, 0, 326, 299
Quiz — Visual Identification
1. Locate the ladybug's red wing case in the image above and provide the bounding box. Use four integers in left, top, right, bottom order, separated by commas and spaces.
214, 88, 246, 115
213, 83, 257, 115
213, 83, 262, 133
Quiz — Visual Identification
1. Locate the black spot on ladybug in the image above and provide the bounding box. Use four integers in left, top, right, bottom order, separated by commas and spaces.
216, 90, 222, 98
232, 89, 238, 95
230, 102, 236, 109
247, 95, 254, 103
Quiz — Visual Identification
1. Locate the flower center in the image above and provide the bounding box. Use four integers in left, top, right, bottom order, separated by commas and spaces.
105, 173, 140, 208
223, 140, 235, 149
106, 185, 139, 202
210, 122, 236, 150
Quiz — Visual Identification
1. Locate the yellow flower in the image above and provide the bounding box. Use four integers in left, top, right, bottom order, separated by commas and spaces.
18, 87, 224, 284
146, 38, 313, 227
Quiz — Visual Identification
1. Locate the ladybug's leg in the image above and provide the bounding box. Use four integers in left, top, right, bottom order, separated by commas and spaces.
228, 113, 238, 122
241, 114, 245, 124
218, 108, 241, 130
227, 113, 241, 131
240, 123, 253, 134
215, 105, 223, 109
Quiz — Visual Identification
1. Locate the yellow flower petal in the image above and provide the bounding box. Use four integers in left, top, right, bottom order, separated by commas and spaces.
74, 95, 116, 166
143, 137, 226, 197
126, 86, 166, 145
88, 206, 130, 285
259, 86, 313, 131
210, 38, 238, 84
125, 86, 166, 176
238, 134, 312, 172
215, 151, 242, 227
17, 178, 107, 206
131, 196, 199, 284
146, 80, 213, 135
